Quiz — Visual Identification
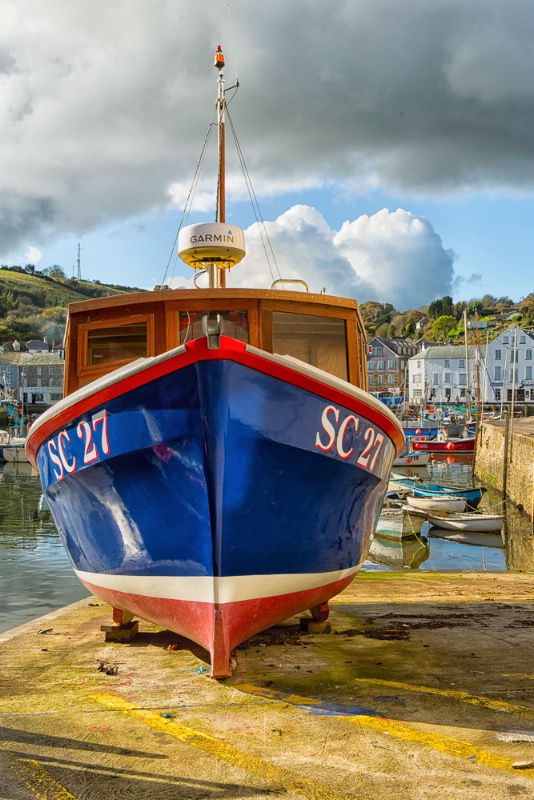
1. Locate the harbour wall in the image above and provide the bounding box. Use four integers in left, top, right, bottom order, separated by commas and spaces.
474, 417, 534, 520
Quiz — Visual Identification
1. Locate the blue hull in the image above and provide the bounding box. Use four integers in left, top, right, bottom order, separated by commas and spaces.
28, 336, 404, 675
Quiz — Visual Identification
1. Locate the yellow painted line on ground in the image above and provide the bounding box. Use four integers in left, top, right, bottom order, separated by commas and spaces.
236, 682, 534, 778
352, 715, 531, 776
355, 677, 534, 717
92, 693, 356, 800
10, 759, 78, 800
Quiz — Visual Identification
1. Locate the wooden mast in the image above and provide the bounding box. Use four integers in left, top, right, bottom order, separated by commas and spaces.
213, 44, 226, 289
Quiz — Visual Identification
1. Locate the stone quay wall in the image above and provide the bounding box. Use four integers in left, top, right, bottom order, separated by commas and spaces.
474, 418, 534, 520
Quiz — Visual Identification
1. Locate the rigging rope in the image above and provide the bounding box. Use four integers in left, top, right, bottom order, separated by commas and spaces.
160, 107, 217, 287
226, 107, 282, 286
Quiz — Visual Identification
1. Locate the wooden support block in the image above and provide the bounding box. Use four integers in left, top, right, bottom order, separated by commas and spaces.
100, 620, 139, 642
299, 618, 331, 634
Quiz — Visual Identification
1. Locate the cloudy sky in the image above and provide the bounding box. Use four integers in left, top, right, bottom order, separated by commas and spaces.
1, 0, 534, 310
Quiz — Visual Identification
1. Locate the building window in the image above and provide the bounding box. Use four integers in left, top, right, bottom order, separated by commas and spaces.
460, 389, 466, 398
376, 360, 385, 369
503, 336, 509, 344
495, 349, 501, 360
378, 374, 384, 384
413, 374, 422, 383
526, 366, 532, 381
388, 374, 395, 385
444, 359, 450, 367
459, 373, 466, 385
433, 374, 439, 384
413, 389, 422, 397
388, 360, 396, 369
368, 374, 375, 385
520, 336, 526, 344
495, 389, 501, 401
459, 359, 465, 368
417, 360, 422, 368
368, 361, 375, 370
445, 388, 451, 399
495, 366, 502, 381
444, 372, 451, 383
526, 349, 532, 360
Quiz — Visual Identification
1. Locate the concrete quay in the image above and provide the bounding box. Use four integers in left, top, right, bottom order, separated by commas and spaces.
3, 572, 534, 799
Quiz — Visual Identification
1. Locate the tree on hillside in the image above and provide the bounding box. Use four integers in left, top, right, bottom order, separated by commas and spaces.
432, 315, 457, 341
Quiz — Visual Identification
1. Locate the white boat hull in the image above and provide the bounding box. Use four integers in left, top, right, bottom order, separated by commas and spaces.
427, 513, 504, 532
406, 496, 466, 513
392, 452, 430, 467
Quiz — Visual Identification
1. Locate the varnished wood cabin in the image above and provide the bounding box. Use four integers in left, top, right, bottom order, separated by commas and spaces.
64, 288, 368, 396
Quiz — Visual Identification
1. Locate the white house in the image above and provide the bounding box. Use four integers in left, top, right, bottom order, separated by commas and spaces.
407, 324, 534, 406
483, 324, 534, 404
408, 345, 478, 405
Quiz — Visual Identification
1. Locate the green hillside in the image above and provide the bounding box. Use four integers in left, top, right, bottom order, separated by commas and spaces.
0, 265, 142, 345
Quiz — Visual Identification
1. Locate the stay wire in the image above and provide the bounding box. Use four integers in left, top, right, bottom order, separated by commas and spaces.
226, 107, 282, 286
161, 106, 217, 286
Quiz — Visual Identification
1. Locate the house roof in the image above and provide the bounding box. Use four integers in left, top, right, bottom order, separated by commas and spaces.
409, 345, 478, 360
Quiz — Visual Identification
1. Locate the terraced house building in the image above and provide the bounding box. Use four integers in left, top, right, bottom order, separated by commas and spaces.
407, 325, 534, 406
407, 345, 478, 406
366, 337, 418, 398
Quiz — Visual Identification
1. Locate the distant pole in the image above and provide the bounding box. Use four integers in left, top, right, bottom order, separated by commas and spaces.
77, 244, 82, 280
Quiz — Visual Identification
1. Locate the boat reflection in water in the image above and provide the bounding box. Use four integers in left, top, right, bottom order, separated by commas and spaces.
428, 528, 505, 550
367, 532, 430, 570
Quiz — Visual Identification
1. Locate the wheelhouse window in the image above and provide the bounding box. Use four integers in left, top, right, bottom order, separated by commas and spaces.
179, 310, 248, 344
80, 315, 154, 372
272, 312, 348, 381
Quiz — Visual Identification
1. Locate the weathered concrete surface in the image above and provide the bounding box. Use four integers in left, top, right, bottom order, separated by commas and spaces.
475, 417, 534, 519
2, 573, 534, 799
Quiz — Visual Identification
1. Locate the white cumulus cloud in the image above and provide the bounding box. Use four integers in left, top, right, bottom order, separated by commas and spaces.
175, 206, 455, 310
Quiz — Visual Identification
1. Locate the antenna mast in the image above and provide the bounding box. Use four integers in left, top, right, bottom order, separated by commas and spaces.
76, 243, 82, 280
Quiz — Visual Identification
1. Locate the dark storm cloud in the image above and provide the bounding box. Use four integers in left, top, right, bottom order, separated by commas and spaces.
0, 0, 531, 301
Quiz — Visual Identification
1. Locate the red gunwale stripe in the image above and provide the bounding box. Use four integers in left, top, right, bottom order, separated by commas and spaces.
27, 336, 404, 465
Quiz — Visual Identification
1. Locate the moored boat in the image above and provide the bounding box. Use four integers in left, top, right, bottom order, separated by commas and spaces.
25, 47, 404, 678
392, 450, 430, 467
426, 512, 504, 532
405, 496, 467, 513
411, 428, 475, 453
376, 506, 426, 538
412, 483, 485, 510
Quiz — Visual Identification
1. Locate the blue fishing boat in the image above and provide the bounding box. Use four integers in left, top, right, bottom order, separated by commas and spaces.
26, 46, 404, 677
390, 474, 485, 509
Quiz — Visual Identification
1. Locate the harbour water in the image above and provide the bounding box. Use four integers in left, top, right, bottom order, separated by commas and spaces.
0, 463, 89, 635
0, 457, 532, 635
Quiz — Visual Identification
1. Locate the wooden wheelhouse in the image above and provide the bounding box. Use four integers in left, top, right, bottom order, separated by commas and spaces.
64, 288, 368, 396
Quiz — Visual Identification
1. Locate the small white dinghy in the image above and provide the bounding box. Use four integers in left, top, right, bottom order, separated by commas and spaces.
406, 495, 467, 513
392, 451, 431, 467
426, 512, 504, 532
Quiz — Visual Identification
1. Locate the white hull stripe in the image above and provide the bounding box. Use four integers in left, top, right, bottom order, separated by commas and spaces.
74, 567, 359, 604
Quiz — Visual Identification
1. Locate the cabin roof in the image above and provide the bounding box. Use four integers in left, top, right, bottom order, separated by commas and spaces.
67, 287, 361, 315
